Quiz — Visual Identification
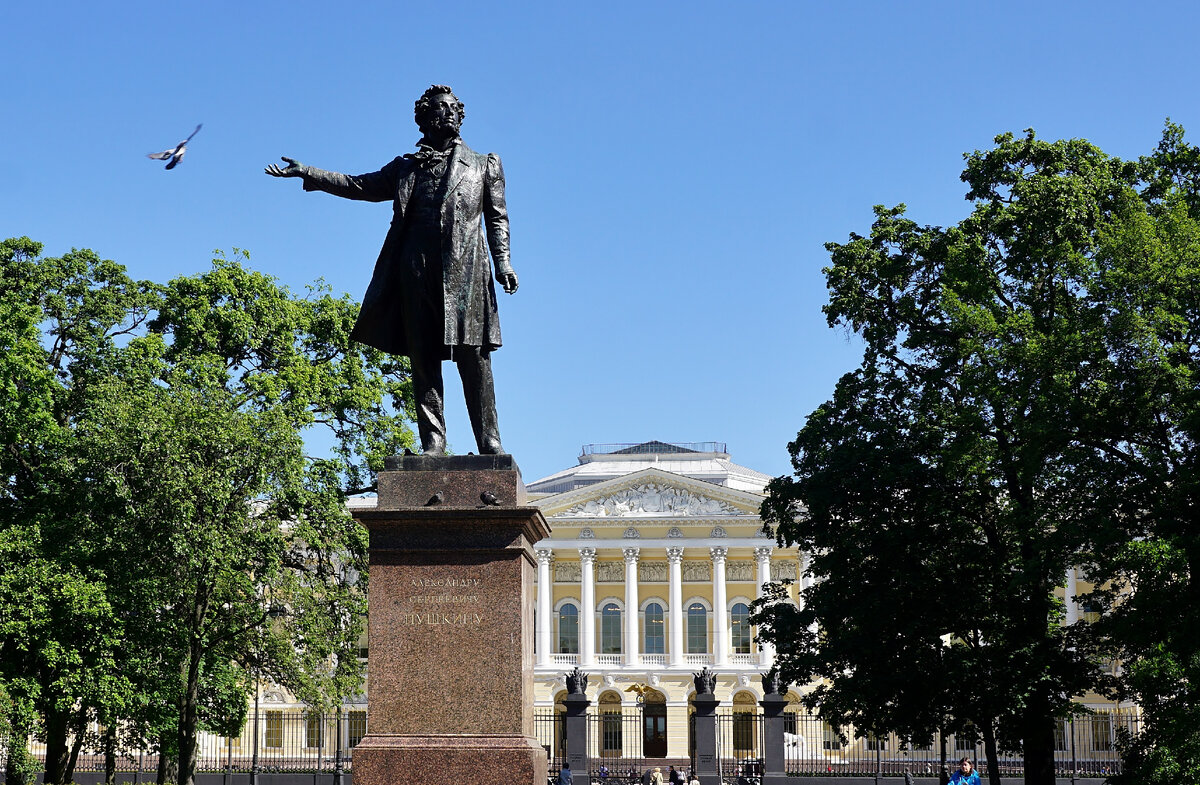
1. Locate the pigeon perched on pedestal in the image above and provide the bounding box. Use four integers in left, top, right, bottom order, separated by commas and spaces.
147, 124, 202, 170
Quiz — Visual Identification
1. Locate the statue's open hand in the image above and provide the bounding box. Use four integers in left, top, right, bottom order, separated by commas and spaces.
498, 271, 519, 294
264, 156, 305, 178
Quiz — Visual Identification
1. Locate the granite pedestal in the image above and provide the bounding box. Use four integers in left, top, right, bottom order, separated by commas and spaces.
351, 455, 549, 784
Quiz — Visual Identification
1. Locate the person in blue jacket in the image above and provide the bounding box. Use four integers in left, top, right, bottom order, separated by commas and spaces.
556, 762, 573, 785
948, 757, 980, 785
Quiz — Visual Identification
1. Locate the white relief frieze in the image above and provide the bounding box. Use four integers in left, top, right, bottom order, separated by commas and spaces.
639, 561, 668, 582
726, 561, 754, 582
771, 560, 799, 580
681, 561, 712, 582
555, 562, 581, 582
596, 562, 624, 582
554, 484, 743, 518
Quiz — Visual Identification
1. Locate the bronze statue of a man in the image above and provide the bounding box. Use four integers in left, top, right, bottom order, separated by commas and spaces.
266, 85, 517, 455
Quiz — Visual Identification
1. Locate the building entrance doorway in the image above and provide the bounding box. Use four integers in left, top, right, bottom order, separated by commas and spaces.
643, 703, 667, 757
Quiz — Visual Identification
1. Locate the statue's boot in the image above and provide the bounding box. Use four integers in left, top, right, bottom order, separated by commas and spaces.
456, 346, 504, 454
412, 348, 448, 455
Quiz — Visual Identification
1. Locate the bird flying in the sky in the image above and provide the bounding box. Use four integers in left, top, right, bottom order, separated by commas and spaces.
147, 124, 202, 170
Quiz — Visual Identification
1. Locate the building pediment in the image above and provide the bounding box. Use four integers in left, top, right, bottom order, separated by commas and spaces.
536, 468, 762, 519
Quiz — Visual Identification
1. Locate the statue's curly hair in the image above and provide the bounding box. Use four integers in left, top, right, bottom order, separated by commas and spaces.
414, 84, 465, 127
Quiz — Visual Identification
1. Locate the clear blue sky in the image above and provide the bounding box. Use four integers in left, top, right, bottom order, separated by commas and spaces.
4, 1, 1198, 484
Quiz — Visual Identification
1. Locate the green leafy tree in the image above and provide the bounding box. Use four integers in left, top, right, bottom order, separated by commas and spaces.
1080, 125, 1200, 784
0, 241, 414, 785
754, 131, 1143, 785
0, 238, 154, 784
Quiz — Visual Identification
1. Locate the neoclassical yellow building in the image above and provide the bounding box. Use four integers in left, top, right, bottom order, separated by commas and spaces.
526, 441, 801, 760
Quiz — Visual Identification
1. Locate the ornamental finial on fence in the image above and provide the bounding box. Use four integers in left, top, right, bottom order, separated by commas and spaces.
565, 666, 588, 695
693, 666, 717, 696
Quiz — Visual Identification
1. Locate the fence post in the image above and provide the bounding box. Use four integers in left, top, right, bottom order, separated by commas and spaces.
564, 690, 591, 776
759, 689, 787, 785
692, 692, 720, 784
333, 709, 345, 785
1069, 716, 1077, 785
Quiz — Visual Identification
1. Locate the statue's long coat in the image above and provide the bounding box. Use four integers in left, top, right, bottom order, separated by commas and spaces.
300, 140, 511, 357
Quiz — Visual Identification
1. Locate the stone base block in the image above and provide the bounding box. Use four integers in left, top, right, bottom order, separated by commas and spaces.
377, 454, 525, 508
352, 733, 547, 785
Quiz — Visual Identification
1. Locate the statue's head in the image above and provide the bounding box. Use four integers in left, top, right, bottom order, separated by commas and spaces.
414, 85, 465, 137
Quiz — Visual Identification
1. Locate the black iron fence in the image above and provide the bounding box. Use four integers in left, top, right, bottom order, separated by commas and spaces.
2, 706, 1140, 781
1, 711, 366, 777
714, 711, 765, 780
534, 710, 565, 776
771, 710, 1136, 779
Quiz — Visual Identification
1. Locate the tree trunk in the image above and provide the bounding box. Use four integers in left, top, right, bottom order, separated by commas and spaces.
156, 731, 178, 785
1021, 698, 1057, 785
981, 722, 1002, 785
103, 725, 118, 785
939, 723, 949, 785
65, 705, 88, 782
177, 584, 210, 785
42, 703, 72, 785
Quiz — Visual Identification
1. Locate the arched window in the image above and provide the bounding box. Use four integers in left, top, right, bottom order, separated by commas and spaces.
730, 602, 751, 654
558, 603, 579, 654
644, 602, 665, 654
599, 691, 623, 754
687, 602, 708, 654
732, 691, 757, 752
600, 602, 622, 654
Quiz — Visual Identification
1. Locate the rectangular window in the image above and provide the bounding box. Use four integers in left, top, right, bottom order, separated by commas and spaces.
601, 711, 622, 753
866, 735, 887, 751
783, 712, 798, 736
730, 604, 752, 654
558, 609, 579, 654
1054, 719, 1068, 751
348, 711, 367, 748
733, 712, 756, 752
305, 713, 322, 748
1091, 715, 1114, 751
600, 605, 622, 654
686, 605, 708, 654
822, 723, 844, 750
264, 712, 283, 749
644, 606, 665, 654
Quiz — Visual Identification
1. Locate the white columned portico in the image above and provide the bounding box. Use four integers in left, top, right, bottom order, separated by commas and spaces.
536, 549, 554, 667
579, 547, 597, 666
1064, 567, 1079, 626
667, 546, 685, 667
754, 546, 775, 665
710, 546, 729, 666
623, 548, 640, 666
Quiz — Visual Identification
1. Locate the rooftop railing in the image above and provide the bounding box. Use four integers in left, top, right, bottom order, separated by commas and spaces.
581, 442, 727, 456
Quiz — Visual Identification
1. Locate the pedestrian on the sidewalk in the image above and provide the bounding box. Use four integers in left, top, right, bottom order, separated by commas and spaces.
948, 757, 980, 785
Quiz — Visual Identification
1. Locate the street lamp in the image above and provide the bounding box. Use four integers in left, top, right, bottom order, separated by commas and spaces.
333, 705, 345, 785
250, 604, 288, 785
249, 674, 261, 785
624, 683, 651, 759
